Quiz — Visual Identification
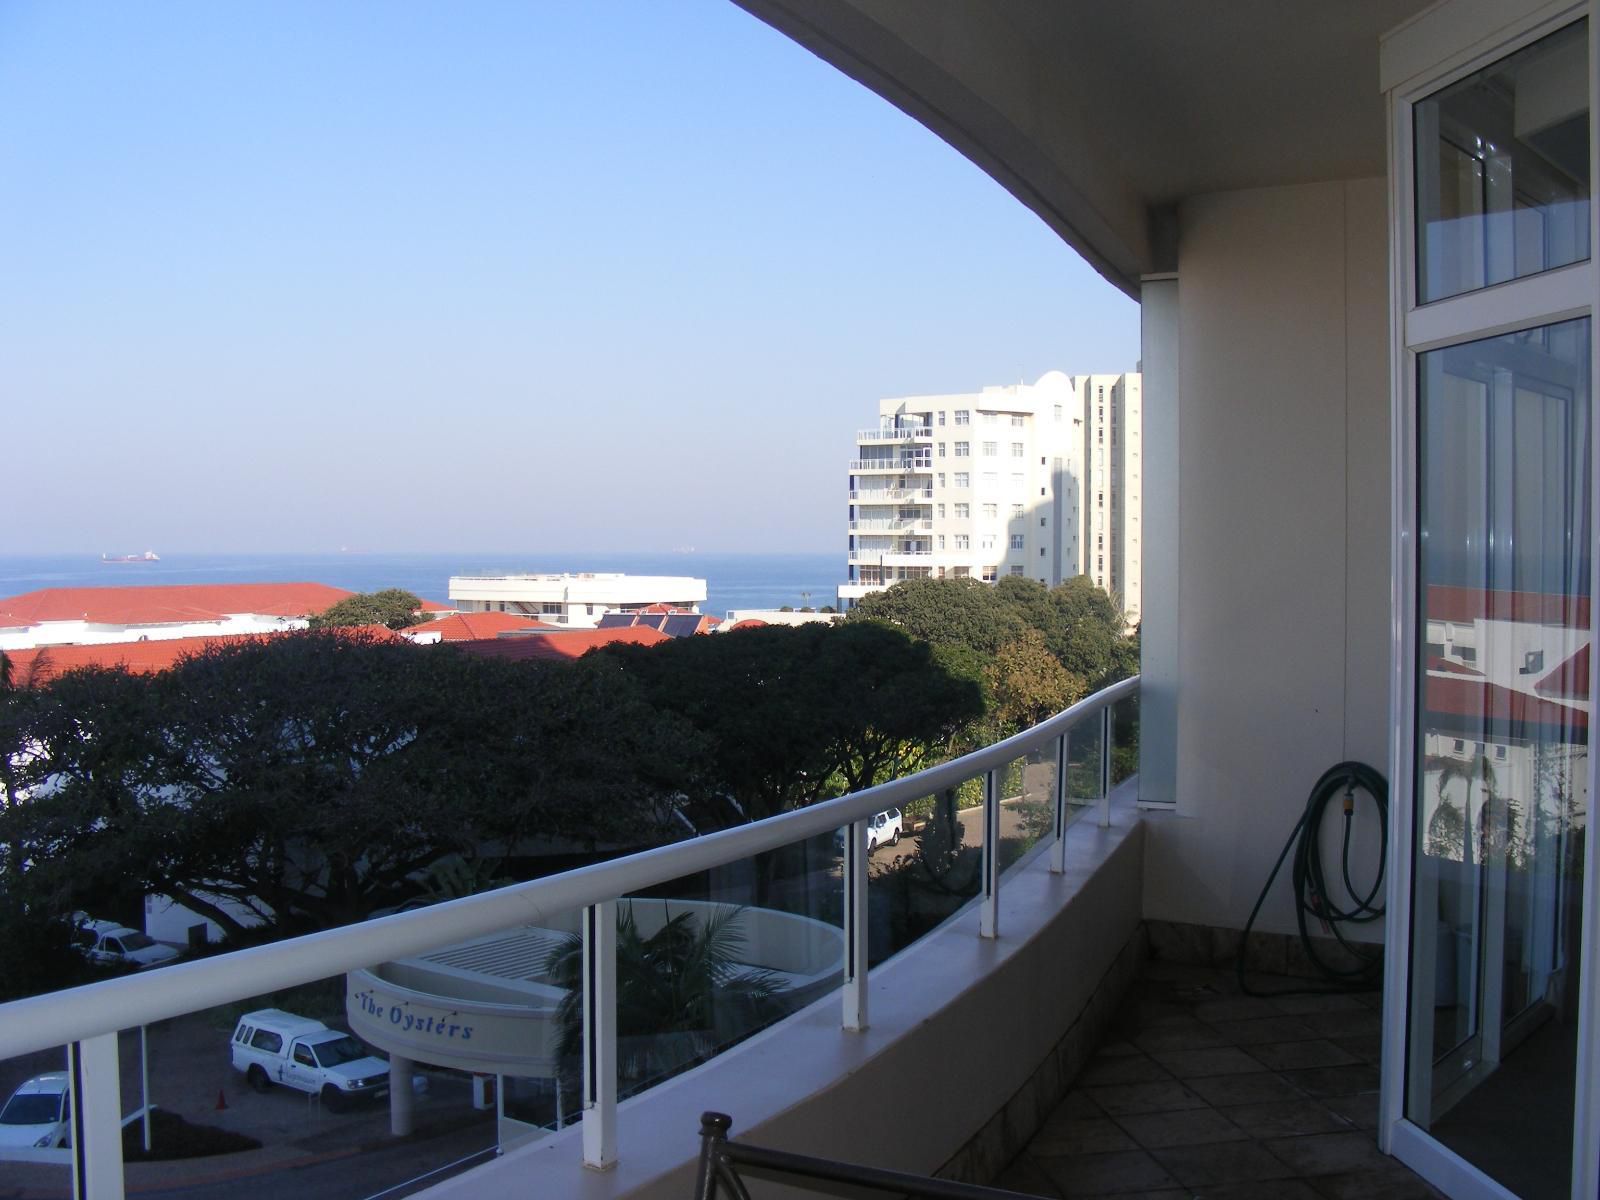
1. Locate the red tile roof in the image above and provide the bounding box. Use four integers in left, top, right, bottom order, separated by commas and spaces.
4, 625, 403, 687
418, 599, 452, 613
0, 583, 355, 628
1535, 644, 1590, 700
1425, 673, 1588, 737
1427, 584, 1590, 629
406, 612, 558, 642
451, 626, 670, 663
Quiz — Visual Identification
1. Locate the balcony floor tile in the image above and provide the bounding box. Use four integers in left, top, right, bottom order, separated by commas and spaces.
1004, 963, 1443, 1200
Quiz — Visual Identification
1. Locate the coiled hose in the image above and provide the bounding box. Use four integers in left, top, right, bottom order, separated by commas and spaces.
1237, 760, 1388, 997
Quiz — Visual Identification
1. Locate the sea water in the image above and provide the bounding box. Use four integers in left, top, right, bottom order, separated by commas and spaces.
0, 552, 843, 618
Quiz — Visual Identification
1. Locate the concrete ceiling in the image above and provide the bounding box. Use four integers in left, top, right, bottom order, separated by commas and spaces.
735, 0, 1433, 295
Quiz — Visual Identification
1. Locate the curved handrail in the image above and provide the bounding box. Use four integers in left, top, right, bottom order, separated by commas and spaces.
0, 675, 1137, 1060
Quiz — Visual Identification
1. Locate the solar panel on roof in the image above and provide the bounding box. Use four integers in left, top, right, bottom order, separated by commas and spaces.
664, 614, 702, 638
595, 613, 635, 629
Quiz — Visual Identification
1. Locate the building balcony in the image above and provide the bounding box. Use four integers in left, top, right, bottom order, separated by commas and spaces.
849, 519, 933, 533
848, 458, 933, 473
849, 488, 934, 502
855, 426, 932, 443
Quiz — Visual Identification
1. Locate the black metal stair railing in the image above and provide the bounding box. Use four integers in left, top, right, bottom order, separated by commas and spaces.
693, 1112, 1043, 1200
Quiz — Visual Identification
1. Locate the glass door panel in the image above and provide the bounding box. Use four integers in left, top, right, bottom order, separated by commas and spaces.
1409, 318, 1591, 1199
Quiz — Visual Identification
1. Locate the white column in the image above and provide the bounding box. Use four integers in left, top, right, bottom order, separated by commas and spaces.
842, 819, 869, 1031
979, 768, 1000, 938
1138, 275, 1180, 807
582, 900, 617, 1170
69, 1034, 124, 1200
389, 1054, 414, 1137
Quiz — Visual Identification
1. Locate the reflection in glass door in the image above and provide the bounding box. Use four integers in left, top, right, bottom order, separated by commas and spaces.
1408, 319, 1592, 1199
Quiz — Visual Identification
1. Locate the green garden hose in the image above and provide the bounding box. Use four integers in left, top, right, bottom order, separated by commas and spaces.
1236, 760, 1388, 997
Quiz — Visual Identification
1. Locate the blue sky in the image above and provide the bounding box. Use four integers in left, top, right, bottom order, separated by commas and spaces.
0, 2, 1138, 555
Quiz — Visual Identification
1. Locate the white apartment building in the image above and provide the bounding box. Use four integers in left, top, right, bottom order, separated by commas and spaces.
447, 572, 707, 628
838, 370, 1141, 621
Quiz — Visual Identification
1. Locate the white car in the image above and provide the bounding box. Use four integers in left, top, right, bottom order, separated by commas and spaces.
835, 807, 904, 854
73, 917, 181, 971
230, 1010, 389, 1111
0, 1073, 70, 1150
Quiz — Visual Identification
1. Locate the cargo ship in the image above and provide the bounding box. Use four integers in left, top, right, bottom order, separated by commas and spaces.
101, 550, 161, 563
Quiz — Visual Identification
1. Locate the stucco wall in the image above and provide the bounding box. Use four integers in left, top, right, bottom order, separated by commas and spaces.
1142, 177, 1391, 938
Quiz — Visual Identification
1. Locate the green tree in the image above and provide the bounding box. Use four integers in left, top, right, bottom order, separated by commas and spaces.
544, 904, 786, 1096
846, 577, 1023, 655
307, 588, 429, 631
986, 628, 1084, 732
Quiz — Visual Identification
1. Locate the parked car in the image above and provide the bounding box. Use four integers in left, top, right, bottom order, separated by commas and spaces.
0, 1073, 70, 1150
72, 916, 181, 971
835, 807, 903, 854
229, 1009, 389, 1111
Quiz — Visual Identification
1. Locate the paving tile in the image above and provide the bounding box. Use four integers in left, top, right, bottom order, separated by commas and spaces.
1097, 1039, 1142, 1058
1078, 1052, 1171, 1086
1266, 991, 1370, 1015
1278, 1065, 1380, 1098
1114, 1107, 1247, 1149
1033, 1148, 1178, 1195
1048, 1090, 1106, 1119
1192, 995, 1282, 1023
1205, 1016, 1318, 1045
1299, 1009, 1384, 1040
991, 1152, 1063, 1197
1219, 1099, 1351, 1138
1183, 1071, 1307, 1107
1149, 1140, 1298, 1187
1200, 1182, 1324, 1200
1086, 1079, 1209, 1116
1308, 1164, 1446, 1198
1030, 1115, 1137, 1156
1150, 1047, 1264, 1078
1264, 1130, 1389, 1176
1243, 1039, 1360, 1071
1132, 1022, 1229, 1053
1330, 1034, 1383, 1065
1318, 1092, 1379, 1130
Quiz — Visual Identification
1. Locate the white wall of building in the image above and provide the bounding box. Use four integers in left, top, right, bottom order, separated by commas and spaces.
0, 614, 309, 652
1141, 176, 1391, 938
448, 574, 708, 628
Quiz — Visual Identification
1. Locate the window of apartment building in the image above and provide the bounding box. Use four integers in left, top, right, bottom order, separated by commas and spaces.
1098, 556, 1104, 571
954, 472, 969, 488
981, 566, 997, 582
980, 534, 994, 550
541, 602, 562, 614
954, 410, 970, 425
954, 502, 970, 518
1011, 503, 1023, 516
937, 411, 946, 426
1097, 429, 1103, 444
1040, 487, 1047, 496
1098, 535, 1103, 548
1010, 414, 1024, 427
954, 441, 970, 456
1010, 442, 1024, 457
982, 441, 998, 456
1040, 517, 1046, 526
1010, 534, 1023, 549
1098, 492, 1104, 507
1040, 548, 1046, 558
1009, 565, 1024, 577
937, 473, 945, 488
937, 535, 945, 549
1053, 404, 1062, 421
938, 442, 946, 457
983, 472, 998, 487
982, 502, 997, 518
982, 411, 997, 424
954, 534, 969, 550
937, 503, 945, 518
952, 566, 969, 578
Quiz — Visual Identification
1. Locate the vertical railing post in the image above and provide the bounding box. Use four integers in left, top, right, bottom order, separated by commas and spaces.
1099, 704, 1114, 828
842, 819, 869, 1031
582, 900, 617, 1170
980, 768, 1000, 938
1050, 733, 1069, 874
68, 1033, 124, 1200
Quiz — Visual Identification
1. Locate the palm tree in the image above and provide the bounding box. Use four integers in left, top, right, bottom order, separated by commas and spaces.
543, 902, 787, 1099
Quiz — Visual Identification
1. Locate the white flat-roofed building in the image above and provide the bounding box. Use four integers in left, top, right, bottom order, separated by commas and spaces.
840, 370, 1141, 621
448, 573, 708, 629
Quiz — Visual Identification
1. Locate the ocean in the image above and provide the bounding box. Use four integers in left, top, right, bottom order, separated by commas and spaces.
0, 552, 844, 618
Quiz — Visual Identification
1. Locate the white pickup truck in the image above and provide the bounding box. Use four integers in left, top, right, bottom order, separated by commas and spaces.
229, 1010, 389, 1111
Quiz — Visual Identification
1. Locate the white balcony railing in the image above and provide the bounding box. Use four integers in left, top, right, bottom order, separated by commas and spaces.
848, 458, 932, 472
849, 519, 934, 532
849, 488, 934, 501
0, 677, 1137, 1194
855, 426, 932, 442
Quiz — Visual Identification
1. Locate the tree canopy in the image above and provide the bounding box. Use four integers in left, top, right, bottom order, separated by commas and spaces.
307, 588, 429, 631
